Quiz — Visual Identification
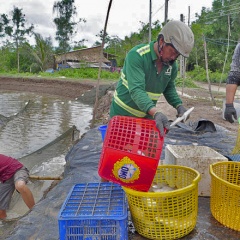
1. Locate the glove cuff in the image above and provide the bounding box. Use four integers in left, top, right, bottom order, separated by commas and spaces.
225, 103, 234, 107
153, 111, 161, 119
176, 105, 182, 110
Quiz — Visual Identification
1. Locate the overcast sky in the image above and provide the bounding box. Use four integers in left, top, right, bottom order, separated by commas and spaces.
1, 0, 213, 47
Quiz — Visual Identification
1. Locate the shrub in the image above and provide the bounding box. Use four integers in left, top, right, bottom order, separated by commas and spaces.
175, 77, 198, 88
187, 65, 228, 83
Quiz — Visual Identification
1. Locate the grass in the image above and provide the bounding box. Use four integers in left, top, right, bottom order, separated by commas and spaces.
0, 68, 120, 83
0, 68, 211, 89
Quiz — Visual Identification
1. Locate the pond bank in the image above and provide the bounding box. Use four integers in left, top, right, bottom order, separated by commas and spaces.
0, 76, 100, 99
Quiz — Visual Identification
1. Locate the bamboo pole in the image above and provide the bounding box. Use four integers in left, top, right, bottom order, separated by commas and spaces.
218, 14, 231, 91
203, 35, 216, 106
29, 175, 63, 180
91, 0, 113, 128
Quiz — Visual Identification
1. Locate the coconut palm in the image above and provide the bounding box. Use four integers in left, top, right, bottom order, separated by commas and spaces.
22, 33, 54, 72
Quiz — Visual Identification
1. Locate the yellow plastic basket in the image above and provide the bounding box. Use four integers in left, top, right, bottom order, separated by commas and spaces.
123, 165, 201, 240
210, 161, 240, 231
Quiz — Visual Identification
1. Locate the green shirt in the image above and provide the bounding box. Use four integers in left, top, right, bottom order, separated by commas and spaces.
110, 41, 182, 118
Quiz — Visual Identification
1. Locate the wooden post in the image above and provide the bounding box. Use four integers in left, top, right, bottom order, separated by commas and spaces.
203, 35, 216, 106
180, 14, 186, 95
218, 14, 230, 91
91, 0, 113, 128
164, 0, 168, 24
148, 0, 152, 43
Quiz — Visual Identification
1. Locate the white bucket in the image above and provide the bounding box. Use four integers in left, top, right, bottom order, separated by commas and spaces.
164, 145, 228, 196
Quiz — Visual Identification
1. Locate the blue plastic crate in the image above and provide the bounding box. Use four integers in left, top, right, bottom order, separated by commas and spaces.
227, 154, 240, 162
58, 182, 128, 240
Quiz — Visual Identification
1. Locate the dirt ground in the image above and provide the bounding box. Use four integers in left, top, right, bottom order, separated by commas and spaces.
0, 76, 239, 134
160, 86, 239, 133
94, 79, 239, 134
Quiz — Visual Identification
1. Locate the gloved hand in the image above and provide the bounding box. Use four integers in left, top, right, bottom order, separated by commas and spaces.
176, 105, 191, 121
154, 112, 170, 136
224, 103, 237, 123
176, 105, 187, 117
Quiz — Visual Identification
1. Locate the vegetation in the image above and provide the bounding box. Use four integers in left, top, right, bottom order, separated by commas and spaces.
21, 33, 54, 72
41, 68, 120, 80
0, 67, 197, 89
0, 7, 34, 73
53, 0, 86, 54
0, 0, 239, 83
0, 68, 120, 81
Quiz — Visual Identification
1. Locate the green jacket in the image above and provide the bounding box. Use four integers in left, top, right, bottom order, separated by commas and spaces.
110, 41, 182, 119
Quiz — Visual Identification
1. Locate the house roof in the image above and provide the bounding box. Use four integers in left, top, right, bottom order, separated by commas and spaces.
66, 62, 110, 69
55, 46, 115, 64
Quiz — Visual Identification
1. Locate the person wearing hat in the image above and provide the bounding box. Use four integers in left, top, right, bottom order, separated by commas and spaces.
224, 42, 240, 123
0, 154, 35, 219
109, 20, 194, 136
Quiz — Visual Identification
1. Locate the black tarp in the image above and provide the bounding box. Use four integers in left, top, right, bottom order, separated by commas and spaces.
4, 123, 240, 240
163, 122, 236, 159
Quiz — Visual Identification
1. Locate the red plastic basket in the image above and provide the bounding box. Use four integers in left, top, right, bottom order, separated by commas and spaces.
98, 116, 164, 191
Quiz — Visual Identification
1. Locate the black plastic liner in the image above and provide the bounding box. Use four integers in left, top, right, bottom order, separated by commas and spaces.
4, 124, 239, 240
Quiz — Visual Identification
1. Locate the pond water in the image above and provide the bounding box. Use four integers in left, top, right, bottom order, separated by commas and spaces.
0, 90, 93, 235
0, 91, 92, 157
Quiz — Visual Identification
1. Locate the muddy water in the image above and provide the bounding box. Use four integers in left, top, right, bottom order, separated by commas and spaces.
0, 90, 92, 235
0, 91, 92, 158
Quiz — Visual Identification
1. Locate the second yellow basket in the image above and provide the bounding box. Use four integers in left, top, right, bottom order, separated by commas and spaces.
123, 165, 201, 240
210, 161, 240, 231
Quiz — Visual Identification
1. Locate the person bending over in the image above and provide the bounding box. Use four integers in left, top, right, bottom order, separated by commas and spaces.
0, 154, 35, 219
109, 20, 194, 136
100, 21, 194, 183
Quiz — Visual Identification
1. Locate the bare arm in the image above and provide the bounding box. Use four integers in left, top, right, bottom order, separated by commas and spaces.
226, 84, 238, 104
148, 107, 158, 117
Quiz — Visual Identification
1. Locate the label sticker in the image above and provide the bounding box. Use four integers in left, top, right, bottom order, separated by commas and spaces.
112, 156, 140, 183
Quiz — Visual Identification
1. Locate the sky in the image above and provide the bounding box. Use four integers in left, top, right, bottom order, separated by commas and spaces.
1, 0, 213, 47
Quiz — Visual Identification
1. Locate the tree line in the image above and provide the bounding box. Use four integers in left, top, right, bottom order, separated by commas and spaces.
0, 0, 239, 81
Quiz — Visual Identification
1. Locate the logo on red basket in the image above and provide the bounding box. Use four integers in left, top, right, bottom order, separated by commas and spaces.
112, 157, 140, 183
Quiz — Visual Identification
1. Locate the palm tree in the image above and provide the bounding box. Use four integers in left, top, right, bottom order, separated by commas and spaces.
22, 33, 54, 72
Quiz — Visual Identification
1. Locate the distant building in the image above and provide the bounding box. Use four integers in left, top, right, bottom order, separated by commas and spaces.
54, 46, 117, 70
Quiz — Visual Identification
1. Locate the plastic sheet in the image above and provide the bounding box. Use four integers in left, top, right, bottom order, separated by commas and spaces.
3, 125, 239, 240
162, 122, 236, 160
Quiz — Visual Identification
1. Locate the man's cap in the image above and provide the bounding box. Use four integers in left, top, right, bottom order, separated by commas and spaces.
159, 20, 194, 57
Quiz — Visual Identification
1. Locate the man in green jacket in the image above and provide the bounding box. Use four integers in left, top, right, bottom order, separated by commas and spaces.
110, 20, 194, 136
